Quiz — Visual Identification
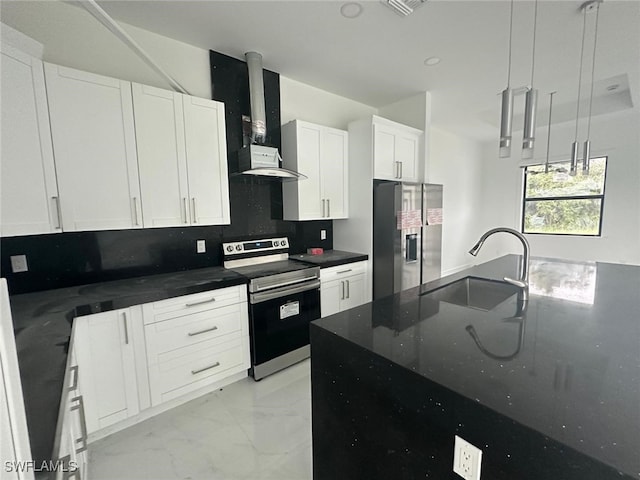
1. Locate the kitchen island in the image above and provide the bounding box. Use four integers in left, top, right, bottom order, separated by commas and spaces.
310, 255, 639, 480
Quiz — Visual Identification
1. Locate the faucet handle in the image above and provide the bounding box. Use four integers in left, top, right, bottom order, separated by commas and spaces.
503, 276, 528, 289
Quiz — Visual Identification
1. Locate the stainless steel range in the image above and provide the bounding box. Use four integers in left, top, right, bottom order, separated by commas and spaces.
223, 237, 320, 380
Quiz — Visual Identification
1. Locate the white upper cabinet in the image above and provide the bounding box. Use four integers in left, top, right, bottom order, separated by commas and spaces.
44, 63, 142, 232
373, 116, 421, 182
282, 120, 348, 220
133, 85, 231, 226
182, 95, 230, 225
1, 45, 60, 237
132, 84, 189, 228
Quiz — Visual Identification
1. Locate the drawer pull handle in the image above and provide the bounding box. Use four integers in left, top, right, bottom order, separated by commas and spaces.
187, 326, 218, 336
191, 362, 221, 375
70, 395, 88, 454
337, 269, 352, 274
69, 365, 79, 391
185, 297, 216, 307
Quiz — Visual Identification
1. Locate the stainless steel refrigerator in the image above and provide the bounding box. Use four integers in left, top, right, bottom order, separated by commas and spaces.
373, 181, 443, 300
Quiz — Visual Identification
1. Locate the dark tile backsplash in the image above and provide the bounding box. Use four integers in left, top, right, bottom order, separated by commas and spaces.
0, 51, 333, 295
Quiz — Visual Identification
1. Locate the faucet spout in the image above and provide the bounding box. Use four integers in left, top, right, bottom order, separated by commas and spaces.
468, 227, 530, 301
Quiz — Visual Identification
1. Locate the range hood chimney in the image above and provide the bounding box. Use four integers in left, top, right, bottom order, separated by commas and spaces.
238, 52, 306, 181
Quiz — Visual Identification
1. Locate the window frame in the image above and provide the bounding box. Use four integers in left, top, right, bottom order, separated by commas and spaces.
520, 156, 608, 237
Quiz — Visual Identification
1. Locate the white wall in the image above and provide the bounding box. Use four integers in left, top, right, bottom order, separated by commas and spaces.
1, 0, 376, 128
478, 108, 640, 266
0, 0, 212, 99
428, 127, 486, 275
280, 77, 376, 130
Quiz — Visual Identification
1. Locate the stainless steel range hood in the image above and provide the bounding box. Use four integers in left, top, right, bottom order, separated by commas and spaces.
238, 52, 306, 181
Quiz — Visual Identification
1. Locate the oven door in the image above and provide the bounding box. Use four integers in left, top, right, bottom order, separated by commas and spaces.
248, 280, 320, 367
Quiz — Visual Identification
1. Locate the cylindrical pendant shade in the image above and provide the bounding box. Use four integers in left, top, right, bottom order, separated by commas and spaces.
582, 140, 591, 174
522, 88, 538, 159
570, 141, 579, 176
499, 87, 513, 157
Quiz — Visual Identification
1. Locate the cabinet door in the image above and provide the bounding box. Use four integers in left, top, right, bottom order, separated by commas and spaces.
320, 279, 342, 318
396, 132, 419, 182
373, 124, 397, 180
0, 280, 34, 480
183, 96, 230, 225
73, 308, 139, 433
340, 274, 366, 311
132, 83, 190, 227
1, 45, 60, 237
321, 128, 348, 219
296, 123, 323, 219
45, 63, 142, 231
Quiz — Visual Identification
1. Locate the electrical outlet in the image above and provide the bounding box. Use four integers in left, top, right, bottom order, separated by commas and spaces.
320, 229, 326, 240
453, 435, 482, 480
196, 240, 206, 253
10, 255, 28, 273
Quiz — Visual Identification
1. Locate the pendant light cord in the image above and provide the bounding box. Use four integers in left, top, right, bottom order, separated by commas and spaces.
530, 0, 538, 86
586, 3, 600, 139
574, 8, 588, 141
507, 0, 514, 86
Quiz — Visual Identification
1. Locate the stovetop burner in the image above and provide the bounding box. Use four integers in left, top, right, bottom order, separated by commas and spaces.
222, 237, 320, 293
227, 259, 312, 280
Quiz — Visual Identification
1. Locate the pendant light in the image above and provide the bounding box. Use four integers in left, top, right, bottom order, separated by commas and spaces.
583, 0, 601, 175
570, 3, 589, 176
544, 92, 556, 174
499, 0, 515, 158
522, 0, 539, 160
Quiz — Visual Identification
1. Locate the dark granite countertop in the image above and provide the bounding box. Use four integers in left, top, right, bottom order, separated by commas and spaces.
290, 250, 368, 268
312, 255, 640, 478
8, 267, 247, 465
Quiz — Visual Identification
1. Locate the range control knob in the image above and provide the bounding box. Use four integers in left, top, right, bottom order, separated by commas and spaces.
273, 240, 280, 247
235, 245, 242, 251
226, 245, 233, 252
281, 239, 287, 247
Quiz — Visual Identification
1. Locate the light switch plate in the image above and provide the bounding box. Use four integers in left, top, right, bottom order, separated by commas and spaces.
320, 230, 326, 240
196, 240, 206, 253
10, 255, 28, 273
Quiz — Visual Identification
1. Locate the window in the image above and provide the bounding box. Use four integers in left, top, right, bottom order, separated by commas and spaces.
522, 157, 607, 236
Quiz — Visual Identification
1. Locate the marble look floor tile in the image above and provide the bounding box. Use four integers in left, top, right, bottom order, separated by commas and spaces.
89, 360, 312, 480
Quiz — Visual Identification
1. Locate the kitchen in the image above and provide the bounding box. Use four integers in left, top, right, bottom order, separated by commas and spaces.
1, 1, 639, 479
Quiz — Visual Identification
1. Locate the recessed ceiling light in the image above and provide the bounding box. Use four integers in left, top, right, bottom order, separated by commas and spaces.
424, 57, 441, 66
341, 2, 363, 19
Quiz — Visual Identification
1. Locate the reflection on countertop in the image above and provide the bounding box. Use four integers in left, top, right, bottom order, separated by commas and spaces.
312, 254, 640, 478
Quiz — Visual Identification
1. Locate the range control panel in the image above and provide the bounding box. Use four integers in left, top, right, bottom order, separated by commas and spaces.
222, 237, 289, 256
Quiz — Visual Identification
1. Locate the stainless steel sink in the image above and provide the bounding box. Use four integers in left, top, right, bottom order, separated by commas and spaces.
420, 276, 520, 311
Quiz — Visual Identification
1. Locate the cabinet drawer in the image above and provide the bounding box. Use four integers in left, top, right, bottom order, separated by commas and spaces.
153, 335, 245, 397
145, 302, 245, 357
144, 285, 245, 324
320, 261, 367, 281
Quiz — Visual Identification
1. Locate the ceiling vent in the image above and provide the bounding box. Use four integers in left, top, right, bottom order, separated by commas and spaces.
382, 0, 428, 17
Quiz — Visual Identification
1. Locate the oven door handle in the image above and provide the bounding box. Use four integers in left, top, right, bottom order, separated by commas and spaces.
253, 275, 320, 292
250, 279, 321, 304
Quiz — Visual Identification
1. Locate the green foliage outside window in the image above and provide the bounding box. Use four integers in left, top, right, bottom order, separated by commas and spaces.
522, 157, 607, 236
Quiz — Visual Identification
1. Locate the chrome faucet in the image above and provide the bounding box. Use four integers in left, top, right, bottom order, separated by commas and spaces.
468, 227, 530, 302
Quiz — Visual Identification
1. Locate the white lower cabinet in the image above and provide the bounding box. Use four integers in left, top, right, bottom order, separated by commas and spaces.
53, 284, 249, 460
72, 306, 146, 434
143, 286, 250, 405
320, 261, 368, 317
53, 336, 88, 479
